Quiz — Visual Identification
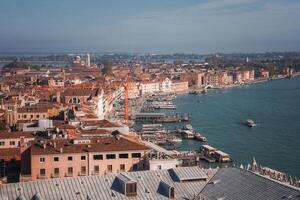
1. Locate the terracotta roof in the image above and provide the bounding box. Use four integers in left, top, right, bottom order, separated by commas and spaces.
58, 124, 76, 130
0, 131, 35, 139
62, 88, 96, 97
82, 119, 121, 128
17, 106, 48, 113
31, 136, 150, 155
0, 148, 20, 160
80, 129, 112, 136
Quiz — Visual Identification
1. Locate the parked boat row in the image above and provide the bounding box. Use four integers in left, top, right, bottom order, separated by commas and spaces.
199, 144, 231, 163
148, 101, 176, 109
138, 124, 182, 145
177, 124, 207, 142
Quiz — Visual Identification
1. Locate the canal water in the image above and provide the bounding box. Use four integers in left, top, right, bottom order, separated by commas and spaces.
166, 76, 300, 177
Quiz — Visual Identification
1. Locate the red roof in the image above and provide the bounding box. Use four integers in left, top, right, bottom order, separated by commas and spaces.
0, 131, 35, 139
31, 136, 150, 155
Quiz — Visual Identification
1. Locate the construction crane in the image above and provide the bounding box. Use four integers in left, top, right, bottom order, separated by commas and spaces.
124, 80, 129, 125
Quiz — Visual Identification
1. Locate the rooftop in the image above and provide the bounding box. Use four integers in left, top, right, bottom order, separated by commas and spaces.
30, 136, 150, 155
1, 167, 299, 200
0, 131, 35, 139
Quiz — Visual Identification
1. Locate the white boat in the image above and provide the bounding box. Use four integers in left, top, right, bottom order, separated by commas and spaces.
180, 130, 194, 139
167, 136, 182, 144
184, 124, 193, 130
194, 132, 207, 142
245, 119, 256, 127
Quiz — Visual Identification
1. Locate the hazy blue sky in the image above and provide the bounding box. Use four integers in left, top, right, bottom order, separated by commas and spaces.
0, 0, 300, 53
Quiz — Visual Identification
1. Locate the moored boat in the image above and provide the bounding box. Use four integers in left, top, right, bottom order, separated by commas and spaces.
245, 119, 256, 127
194, 132, 207, 142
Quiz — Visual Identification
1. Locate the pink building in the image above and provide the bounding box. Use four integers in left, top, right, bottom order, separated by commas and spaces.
0, 131, 35, 149
29, 135, 150, 181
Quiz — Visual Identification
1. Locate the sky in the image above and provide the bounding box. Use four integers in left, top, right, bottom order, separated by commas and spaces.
0, 0, 300, 54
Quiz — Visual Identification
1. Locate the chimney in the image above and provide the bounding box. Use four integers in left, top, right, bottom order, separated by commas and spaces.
43, 144, 46, 149
53, 142, 56, 148
60, 147, 63, 153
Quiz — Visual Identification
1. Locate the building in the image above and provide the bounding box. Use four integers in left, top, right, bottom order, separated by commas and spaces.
29, 135, 150, 181
0, 131, 35, 149
261, 69, 270, 79
193, 72, 206, 87
172, 80, 189, 92
86, 53, 91, 67
139, 81, 160, 95
0, 131, 34, 182
205, 72, 220, 87
2, 167, 299, 200
160, 78, 172, 93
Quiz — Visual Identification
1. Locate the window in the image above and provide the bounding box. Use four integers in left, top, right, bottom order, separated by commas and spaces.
107, 165, 112, 172
40, 157, 45, 163
68, 167, 73, 175
93, 154, 103, 160
36, 114, 40, 118
23, 114, 27, 119
54, 157, 59, 162
120, 164, 125, 172
81, 166, 86, 174
125, 182, 137, 197
54, 168, 59, 175
119, 153, 128, 159
170, 187, 175, 198
0, 141, 5, 146
30, 114, 33, 119
94, 165, 99, 174
106, 154, 116, 159
132, 153, 141, 158
68, 156, 73, 161
10, 141, 16, 146
81, 155, 86, 160
40, 169, 46, 176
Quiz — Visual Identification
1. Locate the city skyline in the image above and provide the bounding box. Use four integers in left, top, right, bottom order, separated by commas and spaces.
1, 0, 300, 54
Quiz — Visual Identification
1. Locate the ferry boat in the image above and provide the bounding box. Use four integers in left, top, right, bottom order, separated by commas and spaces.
245, 119, 256, 127
194, 132, 207, 142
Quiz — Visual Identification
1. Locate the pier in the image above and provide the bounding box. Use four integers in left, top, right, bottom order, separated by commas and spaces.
134, 112, 191, 123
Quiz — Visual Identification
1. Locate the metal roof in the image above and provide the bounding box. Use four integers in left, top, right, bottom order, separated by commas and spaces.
1, 167, 299, 200
170, 167, 209, 182
0, 167, 217, 200
200, 168, 300, 200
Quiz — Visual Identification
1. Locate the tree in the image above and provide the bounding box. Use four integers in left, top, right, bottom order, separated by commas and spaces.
3, 61, 31, 69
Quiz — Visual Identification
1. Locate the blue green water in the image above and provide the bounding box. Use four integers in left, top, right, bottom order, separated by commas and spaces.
168, 77, 300, 177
